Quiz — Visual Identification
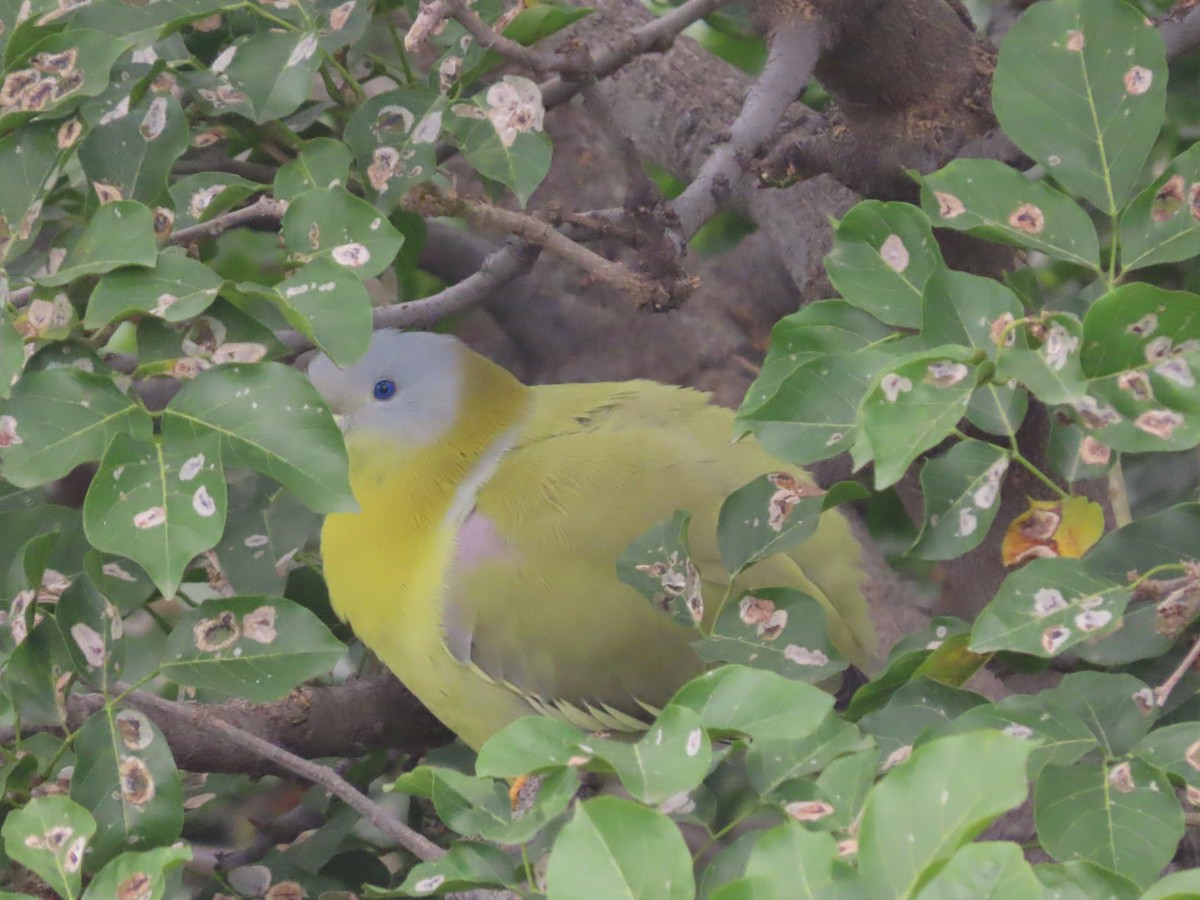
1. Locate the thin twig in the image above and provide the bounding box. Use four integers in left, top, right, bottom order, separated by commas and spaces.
670, 18, 824, 239
1155, 637, 1200, 708
444, 0, 557, 73
168, 196, 288, 247
122, 685, 446, 862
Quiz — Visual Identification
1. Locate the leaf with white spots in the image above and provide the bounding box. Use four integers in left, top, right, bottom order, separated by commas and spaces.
1077, 284, 1200, 453
187, 30, 323, 123
1, 795, 96, 899
210, 474, 321, 595
0, 305, 23, 400
695, 588, 846, 684
78, 91, 188, 203
166, 171, 262, 231
970, 557, 1129, 657
85, 249, 225, 328
1120, 142, 1200, 272
161, 361, 354, 514
915, 841, 1041, 900
82, 432, 225, 598
1134, 723, 1200, 792
670, 665, 832, 742
617, 510, 704, 628
909, 439, 1011, 560
280, 186, 403, 279
580, 705, 711, 805
919, 159, 1101, 270
238, 257, 371, 367
717, 471, 825, 576
344, 89, 444, 207
475, 716, 589, 778
80, 844, 192, 900
825, 200, 944, 328
160, 596, 345, 702
273, 137, 353, 203
0, 122, 66, 265
391, 765, 577, 844
994, 312, 1088, 405
546, 796, 695, 900
70, 707, 183, 870
992, 0, 1166, 213
0, 367, 152, 487
947, 693, 1099, 780
859, 678, 987, 763
55, 572, 125, 687
736, 347, 893, 466
36, 200, 158, 287
745, 714, 872, 797
857, 731, 1032, 900
861, 346, 980, 489
1034, 758, 1181, 889
1037, 671, 1157, 758
395, 841, 517, 898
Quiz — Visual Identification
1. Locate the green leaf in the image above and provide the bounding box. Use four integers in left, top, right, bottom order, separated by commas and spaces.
919, 158, 1100, 270
160, 596, 345, 702
745, 714, 871, 797
0, 368, 152, 487
447, 75, 551, 207
37, 201, 158, 287
717, 471, 824, 575
273, 137, 353, 203
395, 841, 517, 897
1034, 758, 1181, 888
860, 677, 986, 760
280, 186, 404, 279
344, 89, 444, 207
78, 91, 189, 203
970, 557, 1129, 656
670, 665, 832, 741
81, 844, 192, 900
0, 305, 23, 397
581, 705, 711, 806
392, 765, 576, 844
992, 0, 1166, 213
861, 346, 980, 489
1076, 284, 1200, 453
740, 823, 851, 899
736, 349, 892, 465
913, 841, 1040, 900
1120, 142, 1200, 272
858, 731, 1032, 900
85, 250, 225, 327
83, 550, 155, 614
908, 439, 1010, 560
82, 432, 225, 597
616, 510, 702, 628
947, 694, 1098, 780
205, 30, 323, 122
1037, 671, 1156, 757
56, 573, 125, 688
825, 200, 943, 328
921, 268, 1026, 356
167, 172, 261, 230
257, 258, 372, 366
1132, 723, 1200, 789
0, 122, 64, 263
1141, 869, 1200, 900
546, 796, 695, 900
161, 361, 354, 514
475, 716, 588, 779
70, 707, 183, 870
695, 588, 846, 683
1033, 861, 1140, 900
994, 312, 1087, 405
0, 29, 131, 130
1, 795, 96, 898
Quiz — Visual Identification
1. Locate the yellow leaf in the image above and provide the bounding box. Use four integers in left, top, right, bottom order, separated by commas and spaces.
1001, 496, 1104, 566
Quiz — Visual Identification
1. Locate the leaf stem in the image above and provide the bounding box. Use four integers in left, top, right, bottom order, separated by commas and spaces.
1010, 449, 1070, 499
1106, 457, 1133, 528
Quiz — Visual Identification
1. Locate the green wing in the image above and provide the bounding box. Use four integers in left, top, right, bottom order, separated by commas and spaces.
442, 381, 874, 731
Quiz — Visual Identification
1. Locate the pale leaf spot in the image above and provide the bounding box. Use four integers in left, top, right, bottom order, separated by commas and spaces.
927, 360, 969, 387
192, 485, 217, 517
242, 605, 277, 644
70, 622, 106, 667
1033, 588, 1068, 618
739, 595, 775, 626
331, 242, 370, 267
1107, 761, 1135, 793
785, 800, 834, 821
139, 96, 168, 140
1044, 323, 1078, 370
1009, 203, 1044, 235
133, 507, 166, 529
1155, 357, 1195, 388
211, 342, 267, 365
881, 373, 912, 402
1118, 370, 1154, 402
119, 756, 156, 806
1124, 65, 1153, 96
882, 745, 911, 770
194, 611, 239, 651
64, 836, 86, 873
210, 45, 237, 74
784, 644, 830, 667
685, 728, 703, 757
1066, 30, 1084, 51
1003, 723, 1034, 739
956, 507, 977, 537
117, 871, 152, 900
1078, 436, 1111, 466
757, 609, 788, 640
1134, 409, 1184, 440
286, 33, 318, 67
1145, 335, 1173, 362
414, 876, 445, 894
0, 414, 23, 447
1185, 739, 1200, 771
179, 453, 205, 481
116, 710, 154, 750
1075, 609, 1112, 632
934, 191, 964, 218
244, 534, 270, 548
1041, 624, 1071, 654
329, 0, 355, 29
102, 562, 137, 582
879, 234, 909, 272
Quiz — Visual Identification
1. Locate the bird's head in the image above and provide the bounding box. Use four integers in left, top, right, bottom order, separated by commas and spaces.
308, 330, 467, 449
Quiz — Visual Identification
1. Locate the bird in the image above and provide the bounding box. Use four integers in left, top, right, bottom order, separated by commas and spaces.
309, 330, 874, 751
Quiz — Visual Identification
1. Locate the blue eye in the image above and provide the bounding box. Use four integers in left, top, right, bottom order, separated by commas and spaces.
373, 379, 397, 400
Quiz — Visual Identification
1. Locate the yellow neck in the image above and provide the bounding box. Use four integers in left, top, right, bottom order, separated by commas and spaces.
320, 349, 531, 642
